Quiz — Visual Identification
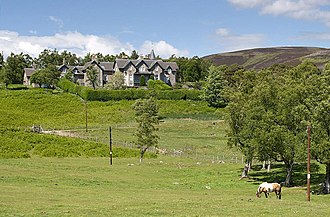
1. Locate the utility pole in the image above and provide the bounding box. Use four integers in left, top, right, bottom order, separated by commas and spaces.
109, 126, 113, 165
307, 125, 311, 202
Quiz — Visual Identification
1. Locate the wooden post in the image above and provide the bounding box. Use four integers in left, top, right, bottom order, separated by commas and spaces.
307, 125, 311, 202
109, 126, 113, 165
85, 100, 88, 132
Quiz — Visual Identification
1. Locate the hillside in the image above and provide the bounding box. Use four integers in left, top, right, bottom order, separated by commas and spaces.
203, 47, 330, 70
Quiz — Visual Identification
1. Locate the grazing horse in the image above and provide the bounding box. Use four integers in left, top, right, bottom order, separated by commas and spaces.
256, 182, 282, 199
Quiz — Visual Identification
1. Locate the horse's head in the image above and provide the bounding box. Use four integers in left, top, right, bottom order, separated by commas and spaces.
256, 186, 265, 198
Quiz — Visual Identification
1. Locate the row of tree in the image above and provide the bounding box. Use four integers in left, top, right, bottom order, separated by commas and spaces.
217, 61, 330, 193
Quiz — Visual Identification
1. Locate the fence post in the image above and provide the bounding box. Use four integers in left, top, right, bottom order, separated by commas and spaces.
109, 126, 113, 166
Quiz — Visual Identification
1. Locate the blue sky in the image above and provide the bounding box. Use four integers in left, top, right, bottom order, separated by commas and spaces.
1, 0, 330, 58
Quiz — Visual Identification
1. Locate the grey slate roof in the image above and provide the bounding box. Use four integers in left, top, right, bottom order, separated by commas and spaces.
115, 59, 129, 69
69, 66, 84, 74
116, 58, 177, 71
24, 68, 36, 77
99, 62, 114, 71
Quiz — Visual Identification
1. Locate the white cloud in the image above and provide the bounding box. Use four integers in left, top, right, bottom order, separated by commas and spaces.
49, 16, 64, 28
139, 40, 189, 58
228, 0, 330, 26
214, 28, 265, 51
0, 30, 188, 59
215, 28, 230, 37
227, 0, 265, 8
29, 30, 37, 35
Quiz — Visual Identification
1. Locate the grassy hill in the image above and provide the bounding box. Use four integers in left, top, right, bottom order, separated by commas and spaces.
204, 46, 330, 70
0, 87, 237, 160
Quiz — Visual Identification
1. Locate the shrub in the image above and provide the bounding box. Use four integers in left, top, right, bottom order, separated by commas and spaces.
57, 78, 202, 101
140, 75, 146, 86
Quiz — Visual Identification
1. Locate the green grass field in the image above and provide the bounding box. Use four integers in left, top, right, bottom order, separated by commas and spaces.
1, 87, 330, 216
1, 157, 330, 217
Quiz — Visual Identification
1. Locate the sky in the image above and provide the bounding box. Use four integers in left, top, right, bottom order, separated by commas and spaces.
1, 0, 330, 59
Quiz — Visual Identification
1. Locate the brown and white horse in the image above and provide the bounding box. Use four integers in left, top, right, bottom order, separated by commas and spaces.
256, 182, 282, 199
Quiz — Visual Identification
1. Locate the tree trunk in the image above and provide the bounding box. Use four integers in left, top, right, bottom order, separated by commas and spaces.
267, 160, 271, 173
284, 161, 294, 186
139, 147, 148, 163
240, 163, 249, 179
262, 161, 266, 170
324, 163, 330, 194
248, 160, 252, 171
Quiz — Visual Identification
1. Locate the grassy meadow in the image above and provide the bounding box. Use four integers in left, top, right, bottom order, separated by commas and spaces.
1, 157, 330, 217
1, 87, 330, 216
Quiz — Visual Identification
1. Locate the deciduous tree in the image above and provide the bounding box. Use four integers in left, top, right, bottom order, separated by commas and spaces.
133, 97, 159, 163
86, 66, 99, 89
201, 65, 227, 108
106, 70, 125, 90
0, 53, 32, 88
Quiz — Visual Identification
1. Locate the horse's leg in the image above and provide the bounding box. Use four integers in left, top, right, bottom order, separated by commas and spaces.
264, 192, 268, 198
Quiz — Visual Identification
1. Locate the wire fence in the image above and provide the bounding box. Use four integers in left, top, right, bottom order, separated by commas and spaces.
39, 126, 245, 164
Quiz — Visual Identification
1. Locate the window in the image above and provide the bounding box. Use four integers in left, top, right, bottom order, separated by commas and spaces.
140, 65, 146, 72
129, 74, 133, 86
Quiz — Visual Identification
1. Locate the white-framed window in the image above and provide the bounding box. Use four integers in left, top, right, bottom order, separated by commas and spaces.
140, 65, 146, 72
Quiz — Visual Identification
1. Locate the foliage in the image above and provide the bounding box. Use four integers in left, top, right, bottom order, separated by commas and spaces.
225, 61, 330, 187
0, 52, 3, 66
86, 66, 99, 89
58, 79, 201, 101
64, 67, 75, 82
30, 65, 61, 88
201, 65, 227, 108
139, 75, 146, 86
168, 56, 211, 82
133, 97, 159, 162
308, 62, 330, 193
0, 52, 32, 87
106, 70, 125, 90
147, 79, 172, 90
130, 50, 139, 59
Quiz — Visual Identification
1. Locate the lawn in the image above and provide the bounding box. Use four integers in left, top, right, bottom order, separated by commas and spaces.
1, 157, 329, 217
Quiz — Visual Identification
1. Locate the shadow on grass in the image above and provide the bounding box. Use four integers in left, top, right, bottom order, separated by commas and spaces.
242, 163, 325, 189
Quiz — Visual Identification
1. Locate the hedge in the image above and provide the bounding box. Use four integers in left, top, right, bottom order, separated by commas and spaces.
57, 79, 202, 101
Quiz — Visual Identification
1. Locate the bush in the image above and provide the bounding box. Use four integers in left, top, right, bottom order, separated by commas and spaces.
57, 78, 202, 101
148, 80, 172, 90
140, 75, 146, 86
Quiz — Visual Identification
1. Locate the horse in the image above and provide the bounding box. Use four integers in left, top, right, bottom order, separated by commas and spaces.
256, 182, 282, 199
